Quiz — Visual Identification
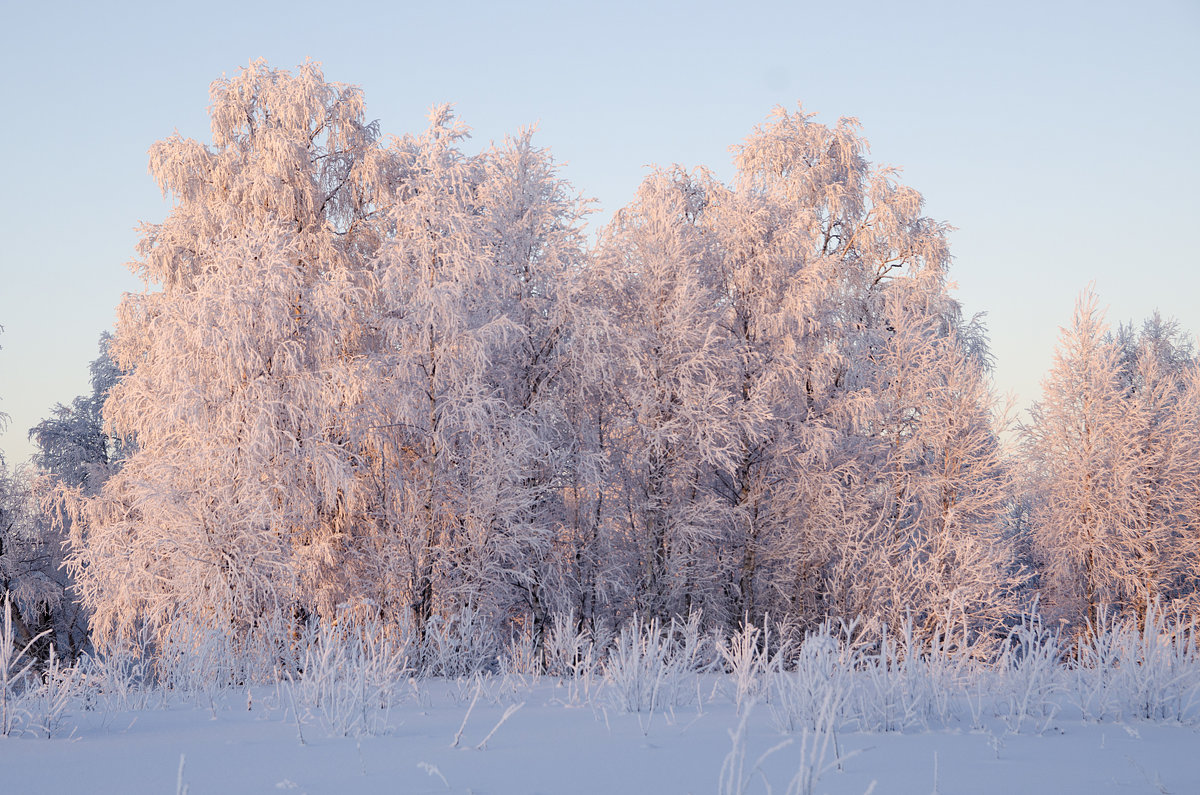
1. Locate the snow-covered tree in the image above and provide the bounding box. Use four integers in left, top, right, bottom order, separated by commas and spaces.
68, 61, 382, 650
1113, 317, 1200, 614
853, 279, 1021, 645
696, 106, 1014, 638
1111, 315, 1199, 617
29, 333, 126, 492
1023, 292, 1200, 630
592, 168, 737, 623
1, 318, 81, 658
533, 259, 621, 635
1024, 292, 1123, 629
0, 328, 64, 658
564, 106, 1023, 642
363, 110, 593, 648
474, 129, 599, 643
0, 462, 90, 661
15, 334, 128, 660
60, 67, 1045, 661
699, 108, 878, 627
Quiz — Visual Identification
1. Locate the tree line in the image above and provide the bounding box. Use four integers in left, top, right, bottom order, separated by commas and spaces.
1, 61, 1197, 664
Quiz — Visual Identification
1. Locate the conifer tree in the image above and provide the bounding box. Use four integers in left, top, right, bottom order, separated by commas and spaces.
1020, 291, 1200, 630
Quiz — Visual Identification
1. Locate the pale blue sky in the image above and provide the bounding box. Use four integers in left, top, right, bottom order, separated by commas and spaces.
1, 0, 1197, 466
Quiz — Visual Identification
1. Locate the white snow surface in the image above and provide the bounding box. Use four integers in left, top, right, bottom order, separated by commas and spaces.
1, 676, 1196, 794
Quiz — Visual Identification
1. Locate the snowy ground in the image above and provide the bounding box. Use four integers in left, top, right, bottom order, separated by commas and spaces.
1, 676, 1197, 794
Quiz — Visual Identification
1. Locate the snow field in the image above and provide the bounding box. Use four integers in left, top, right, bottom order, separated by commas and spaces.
2, 606, 1199, 793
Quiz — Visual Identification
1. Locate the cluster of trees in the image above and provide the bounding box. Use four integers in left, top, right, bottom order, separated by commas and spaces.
1025, 297, 1200, 629
3, 62, 1196, 664
1, 333, 118, 661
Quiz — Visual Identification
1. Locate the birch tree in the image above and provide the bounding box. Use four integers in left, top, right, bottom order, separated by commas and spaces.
857, 279, 1021, 645
593, 168, 737, 622
476, 129, 597, 642
365, 111, 592, 647
57, 67, 1048, 658
702, 106, 969, 631
68, 61, 381, 649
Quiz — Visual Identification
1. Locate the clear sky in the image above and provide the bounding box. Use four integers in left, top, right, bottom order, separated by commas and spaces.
1, 0, 1197, 467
